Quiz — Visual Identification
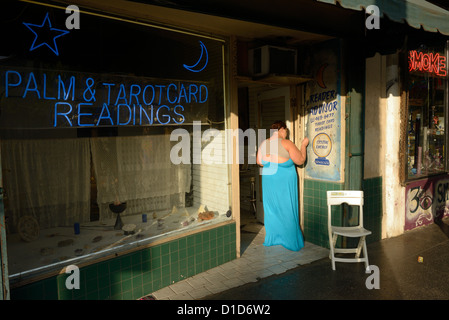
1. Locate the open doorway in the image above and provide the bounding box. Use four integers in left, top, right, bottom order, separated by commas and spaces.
238, 85, 293, 254
255, 87, 292, 224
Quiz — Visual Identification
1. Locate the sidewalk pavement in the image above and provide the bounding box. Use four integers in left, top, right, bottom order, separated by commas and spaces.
150, 221, 329, 300
204, 217, 449, 300
151, 216, 449, 300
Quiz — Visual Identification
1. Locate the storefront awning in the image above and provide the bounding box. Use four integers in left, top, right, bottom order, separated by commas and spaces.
316, 0, 449, 35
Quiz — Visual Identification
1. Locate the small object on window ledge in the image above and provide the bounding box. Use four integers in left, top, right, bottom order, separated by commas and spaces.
122, 224, 136, 235
181, 216, 195, 227
157, 219, 165, 230
110, 202, 126, 230
109, 202, 127, 214
198, 211, 215, 221
74, 222, 80, 235
197, 204, 206, 214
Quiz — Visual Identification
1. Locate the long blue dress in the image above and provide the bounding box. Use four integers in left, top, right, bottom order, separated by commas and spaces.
261, 158, 304, 251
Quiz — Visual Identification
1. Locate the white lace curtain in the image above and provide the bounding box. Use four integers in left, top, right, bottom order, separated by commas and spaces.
90, 135, 191, 219
2, 138, 91, 233
2, 134, 191, 232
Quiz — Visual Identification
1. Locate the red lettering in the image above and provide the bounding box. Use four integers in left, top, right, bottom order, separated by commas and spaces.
409, 50, 447, 77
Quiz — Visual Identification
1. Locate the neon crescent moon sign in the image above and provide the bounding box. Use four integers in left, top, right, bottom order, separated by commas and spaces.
183, 41, 208, 72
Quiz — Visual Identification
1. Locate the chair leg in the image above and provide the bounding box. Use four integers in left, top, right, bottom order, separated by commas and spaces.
355, 236, 365, 258
329, 233, 337, 270
332, 234, 338, 248
363, 239, 369, 270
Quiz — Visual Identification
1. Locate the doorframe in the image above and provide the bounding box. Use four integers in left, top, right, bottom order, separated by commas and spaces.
0, 139, 10, 300
293, 84, 306, 231
255, 86, 292, 224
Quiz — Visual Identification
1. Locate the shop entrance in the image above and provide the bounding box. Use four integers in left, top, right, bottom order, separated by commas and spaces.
238, 84, 298, 254
255, 87, 292, 224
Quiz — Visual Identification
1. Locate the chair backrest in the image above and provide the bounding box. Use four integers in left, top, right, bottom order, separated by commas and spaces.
327, 190, 363, 206
327, 190, 364, 227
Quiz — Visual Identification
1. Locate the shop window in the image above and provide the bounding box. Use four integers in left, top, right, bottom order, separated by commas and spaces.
406, 44, 448, 180
0, 3, 230, 283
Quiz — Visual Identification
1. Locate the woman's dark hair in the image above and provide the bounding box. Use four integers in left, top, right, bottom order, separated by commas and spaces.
270, 120, 287, 130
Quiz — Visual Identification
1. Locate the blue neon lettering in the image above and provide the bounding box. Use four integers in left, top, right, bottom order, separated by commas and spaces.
178, 84, 188, 104
129, 84, 141, 105
189, 84, 198, 103
155, 85, 165, 105
23, 72, 41, 99
83, 78, 96, 102
58, 75, 75, 100
102, 83, 115, 105
43, 73, 55, 100
5, 70, 22, 98
78, 103, 94, 126
54, 102, 73, 127
117, 103, 131, 125
167, 83, 178, 104
142, 85, 155, 105
139, 105, 153, 125
199, 84, 208, 103
132, 104, 136, 125
115, 84, 127, 106
97, 103, 113, 126
3, 70, 203, 128
173, 105, 185, 124
157, 105, 171, 125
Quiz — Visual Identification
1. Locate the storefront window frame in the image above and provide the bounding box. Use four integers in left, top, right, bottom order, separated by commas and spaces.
402, 40, 449, 183
1, 3, 233, 285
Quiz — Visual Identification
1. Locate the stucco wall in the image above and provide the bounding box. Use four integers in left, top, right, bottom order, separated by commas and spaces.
365, 53, 405, 239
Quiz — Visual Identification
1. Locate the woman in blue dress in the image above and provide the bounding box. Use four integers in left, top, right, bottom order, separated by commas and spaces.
256, 121, 309, 251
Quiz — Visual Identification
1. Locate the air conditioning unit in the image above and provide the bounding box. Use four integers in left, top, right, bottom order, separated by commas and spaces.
248, 45, 297, 77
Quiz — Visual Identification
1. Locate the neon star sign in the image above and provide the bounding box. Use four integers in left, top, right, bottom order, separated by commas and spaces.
23, 12, 69, 56
408, 50, 447, 77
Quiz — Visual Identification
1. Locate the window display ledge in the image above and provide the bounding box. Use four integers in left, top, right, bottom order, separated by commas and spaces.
8, 216, 235, 289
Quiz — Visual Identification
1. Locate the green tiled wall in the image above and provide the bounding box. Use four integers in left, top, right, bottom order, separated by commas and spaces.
303, 179, 343, 248
362, 176, 382, 243
303, 177, 383, 248
10, 222, 236, 300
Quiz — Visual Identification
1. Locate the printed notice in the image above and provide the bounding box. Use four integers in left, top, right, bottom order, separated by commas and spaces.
305, 41, 342, 181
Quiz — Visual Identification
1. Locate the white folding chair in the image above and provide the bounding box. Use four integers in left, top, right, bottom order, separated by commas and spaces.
327, 190, 371, 271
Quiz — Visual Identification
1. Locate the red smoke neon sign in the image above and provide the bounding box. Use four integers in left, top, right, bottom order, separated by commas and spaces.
408, 50, 447, 77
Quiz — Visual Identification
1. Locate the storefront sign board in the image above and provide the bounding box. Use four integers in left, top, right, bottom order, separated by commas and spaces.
305, 41, 342, 182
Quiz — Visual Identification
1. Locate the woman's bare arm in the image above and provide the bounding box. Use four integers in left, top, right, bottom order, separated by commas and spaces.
283, 137, 309, 165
